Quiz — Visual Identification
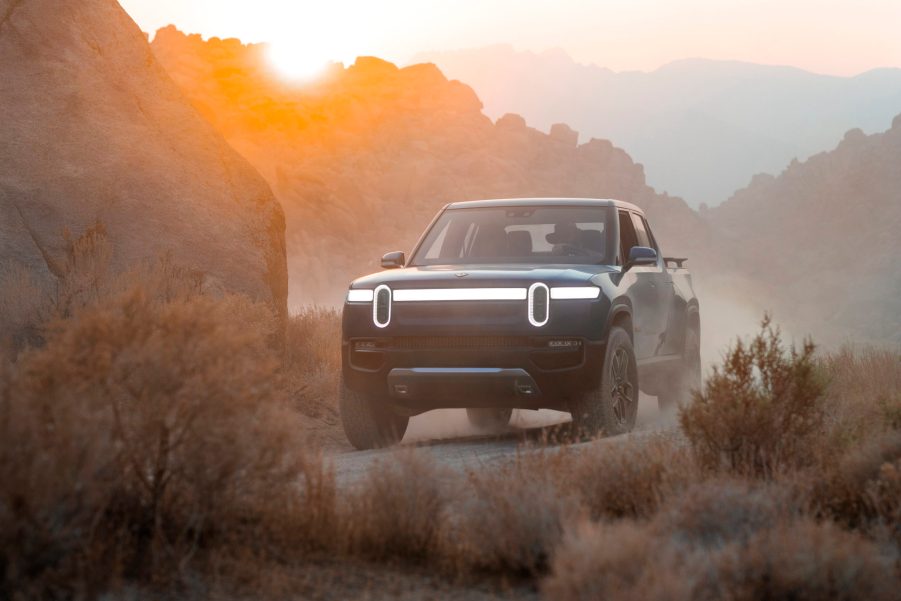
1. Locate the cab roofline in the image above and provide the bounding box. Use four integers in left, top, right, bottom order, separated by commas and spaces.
445, 197, 643, 213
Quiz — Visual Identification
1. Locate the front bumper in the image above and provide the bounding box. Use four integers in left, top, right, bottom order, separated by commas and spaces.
342, 336, 606, 411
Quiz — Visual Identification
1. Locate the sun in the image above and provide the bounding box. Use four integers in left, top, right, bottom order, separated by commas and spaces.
267, 40, 330, 82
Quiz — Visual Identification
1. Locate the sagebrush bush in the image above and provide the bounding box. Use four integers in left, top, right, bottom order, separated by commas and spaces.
680, 316, 825, 477
545, 515, 900, 601
810, 430, 901, 537
0, 284, 305, 597
654, 478, 797, 548
716, 519, 899, 601
543, 519, 705, 601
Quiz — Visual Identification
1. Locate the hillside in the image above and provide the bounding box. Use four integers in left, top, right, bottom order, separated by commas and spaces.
708, 116, 901, 345
151, 28, 706, 306
0, 0, 288, 335
415, 45, 901, 206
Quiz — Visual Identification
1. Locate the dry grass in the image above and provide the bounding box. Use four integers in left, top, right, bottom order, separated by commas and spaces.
441, 454, 575, 575
343, 452, 452, 559
561, 435, 698, 521
284, 307, 341, 422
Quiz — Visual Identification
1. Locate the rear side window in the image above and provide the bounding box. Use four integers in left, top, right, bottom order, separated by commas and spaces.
630, 212, 651, 248
617, 210, 639, 264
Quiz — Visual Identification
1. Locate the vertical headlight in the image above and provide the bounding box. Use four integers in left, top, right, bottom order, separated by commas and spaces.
528, 283, 549, 327
373, 284, 391, 328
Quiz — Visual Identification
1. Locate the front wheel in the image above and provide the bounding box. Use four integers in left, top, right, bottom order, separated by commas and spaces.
569, 326, 638, 437
339, 377, 409, 450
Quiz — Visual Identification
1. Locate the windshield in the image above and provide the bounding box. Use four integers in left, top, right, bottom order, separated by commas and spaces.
411, 206, 614, 266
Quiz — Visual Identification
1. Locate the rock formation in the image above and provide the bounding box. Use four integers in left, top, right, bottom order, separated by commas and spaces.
708, 115, 901, 345
0, 0, 288, 329
151, 27, 705, 306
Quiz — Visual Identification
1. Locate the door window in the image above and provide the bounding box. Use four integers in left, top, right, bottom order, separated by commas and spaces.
630, 212, 651, 248
617, 210, 639, 265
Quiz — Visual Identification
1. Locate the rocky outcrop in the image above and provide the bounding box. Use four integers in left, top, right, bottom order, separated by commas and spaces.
0, 1, 287, 324
708, 115, 901, 345
151, 28, 704, 306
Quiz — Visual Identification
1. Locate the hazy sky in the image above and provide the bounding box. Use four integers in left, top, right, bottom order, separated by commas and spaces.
120, 0, 901, 76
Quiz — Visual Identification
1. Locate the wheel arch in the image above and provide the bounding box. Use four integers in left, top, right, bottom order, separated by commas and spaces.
605, 299, 634, 341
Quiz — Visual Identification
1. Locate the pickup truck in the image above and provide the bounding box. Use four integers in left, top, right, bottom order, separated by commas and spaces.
340, 198, 700, 449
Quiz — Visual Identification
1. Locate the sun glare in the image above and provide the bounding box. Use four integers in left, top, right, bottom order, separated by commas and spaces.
267, 40, 330, 82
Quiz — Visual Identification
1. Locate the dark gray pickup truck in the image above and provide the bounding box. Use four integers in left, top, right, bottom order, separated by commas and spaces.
340, 198, 700, 449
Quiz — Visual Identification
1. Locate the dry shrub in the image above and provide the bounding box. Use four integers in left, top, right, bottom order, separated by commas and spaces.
0, 285, 305, 597
442, 453, 576, 575
654, 478, 797, 548
716, 519, 899, 601
543, 520, 705, 601
819, 346, 901, 451
343, 452, 452, 560
284, 307, 341, 420
545, 516, 899, 601
810, 430, 901, 536
680, 315, 825, 477
562, 436, 697, 521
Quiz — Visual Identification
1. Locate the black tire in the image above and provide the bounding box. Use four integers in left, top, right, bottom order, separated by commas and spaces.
570, 326, 638, 437
339, 377, 409, 450
466, 407, 513, 430
658, 326, 701, 413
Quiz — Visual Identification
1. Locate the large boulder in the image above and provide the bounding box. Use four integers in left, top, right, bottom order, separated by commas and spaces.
0, 0, 287, 324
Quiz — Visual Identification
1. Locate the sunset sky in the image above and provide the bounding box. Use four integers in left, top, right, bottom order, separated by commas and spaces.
120, 0, 901, 77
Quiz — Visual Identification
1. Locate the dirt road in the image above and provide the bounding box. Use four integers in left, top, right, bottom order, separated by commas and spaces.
329, 396, 672, 484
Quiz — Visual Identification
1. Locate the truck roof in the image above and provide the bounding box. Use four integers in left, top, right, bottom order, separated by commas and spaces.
446, 197, 644, 213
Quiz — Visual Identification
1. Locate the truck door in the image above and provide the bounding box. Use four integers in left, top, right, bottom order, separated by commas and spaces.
630, 212, 673, 357
616, 210, 670, 360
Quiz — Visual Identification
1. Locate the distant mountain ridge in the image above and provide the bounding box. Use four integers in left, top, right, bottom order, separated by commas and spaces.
414, 45, 901, 206
150, 27, 705, 307
706, 115, 901, 345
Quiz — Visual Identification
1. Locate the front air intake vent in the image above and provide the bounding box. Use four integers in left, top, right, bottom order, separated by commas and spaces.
373, 285, 391, 328
528, 283, 549, 327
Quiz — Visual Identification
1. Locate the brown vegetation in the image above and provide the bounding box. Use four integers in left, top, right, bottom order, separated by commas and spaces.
2, 261, 899, 600
679, 315, 825, 476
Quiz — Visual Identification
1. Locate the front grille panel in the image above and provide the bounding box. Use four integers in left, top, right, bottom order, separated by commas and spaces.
390, 336, 532, 350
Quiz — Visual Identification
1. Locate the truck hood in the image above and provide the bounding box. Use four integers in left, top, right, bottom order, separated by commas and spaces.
351, 264, 617, 290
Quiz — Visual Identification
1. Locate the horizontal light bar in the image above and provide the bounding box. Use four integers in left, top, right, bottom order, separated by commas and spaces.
550, 286, 601, 300
393, 288, 527, 302
347, 289, 374, 303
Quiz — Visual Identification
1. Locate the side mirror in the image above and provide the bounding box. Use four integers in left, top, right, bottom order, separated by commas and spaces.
381, 251, 405, 269
623, 246, 657, 272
